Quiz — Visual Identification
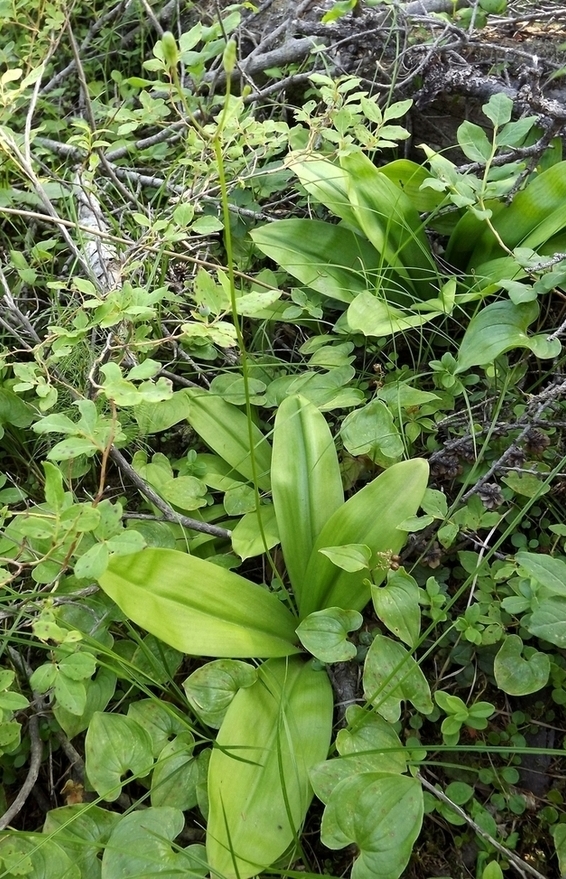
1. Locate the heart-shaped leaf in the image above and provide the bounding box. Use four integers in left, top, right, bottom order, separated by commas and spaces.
296, 607, 363, 663
320, 772, 424, 879
183, 660, 258, 728
363, 635, 433, 722
493, 635, 550, 695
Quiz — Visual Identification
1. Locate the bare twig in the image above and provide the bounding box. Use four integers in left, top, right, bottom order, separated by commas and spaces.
109, 448, 232, 539
418, 773, 547, 879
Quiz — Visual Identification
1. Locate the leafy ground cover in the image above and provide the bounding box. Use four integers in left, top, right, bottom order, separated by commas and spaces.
1, 1, 566, 878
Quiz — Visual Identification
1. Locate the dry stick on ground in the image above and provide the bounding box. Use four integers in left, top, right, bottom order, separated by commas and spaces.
418, 774, 547, 879
0, 650, 45, 831
109, 448, 231, 539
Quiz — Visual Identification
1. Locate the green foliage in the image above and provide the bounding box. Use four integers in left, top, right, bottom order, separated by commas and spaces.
0, 6, 564, 878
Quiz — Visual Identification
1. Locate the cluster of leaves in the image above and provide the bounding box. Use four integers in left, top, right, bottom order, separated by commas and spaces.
0, 2, 566, 879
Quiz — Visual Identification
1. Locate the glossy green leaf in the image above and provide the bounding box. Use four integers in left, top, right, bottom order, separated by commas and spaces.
85, 712, 154, 801
371, 567, 421, 648
101, 807, 207, 878
135, 391, 192, 435
337, 705, 407, 774
183, 659, 258, 728
455, 300, 561, 373
98, 548, 300, 658
251, 218, 385, 304
320, 773, 424, 879
340, 150, 437, 300
457, 121, 492, 163
272, 395, 344, 601
300, 459, 429, 617
184, 388, 272, 490
493, 635, 550, 695
207, 657, 333, 879
363, 635, 433, 722
54, 667, 117, 740
296, 607, 362, 663
340, 399, 404, 467
552, 824, 566, 878
286, 153, 360, 229
151, 733, 199, 810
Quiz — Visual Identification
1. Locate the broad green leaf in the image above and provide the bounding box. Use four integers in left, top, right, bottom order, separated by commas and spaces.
43, 805, 120, 879
455, 300, 561, 373
160, 475, 208, 511
469, 161, 566, 267
0, 834, 80, 879
184, 388, 272, 490
54, 674, 86, 716
380, 159, 446, 214
493, 635, 550, 695
552, 824, 566, 878
457, 121, 492, 163
296, 607, 362, 663
85, 712, 153, 801
251, 218, 384, 305
285, 153, 360, 229
363, 635, 433, 722
340, 399, 404, 467
340, 150, 437, 300
207, 657, 333, 879
347, 292, 444, 338
151, 733, 199, 810
527, 597, 566, 647
483, 92, 513, 127
98, 548, 300, 658
337, 705, 407, 774
272, 395, 344, 601
516, 551, 566, 596
300, 459, 429, 617
127, 699, 187, 756
311, 705, 407, 804
266, 366, 364, 411
318, 544, 372, 573
101, 807, 207, 878
230, 503, 280, 560
135, 391, 192, 435
54, 667, 117, 739
320, 773, 423, 879
371, 567, 421, 648
183, 659, 258, 728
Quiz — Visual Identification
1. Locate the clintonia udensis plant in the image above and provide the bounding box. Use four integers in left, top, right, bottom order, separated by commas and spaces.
96, 393, 431, 879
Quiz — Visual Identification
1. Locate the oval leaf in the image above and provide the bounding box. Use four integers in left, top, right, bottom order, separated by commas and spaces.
85, 712, 153, 802
300, 459, 429, 618
98, 548, 300, 658
272, 395, 344, 603
207, 657, 333, 879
